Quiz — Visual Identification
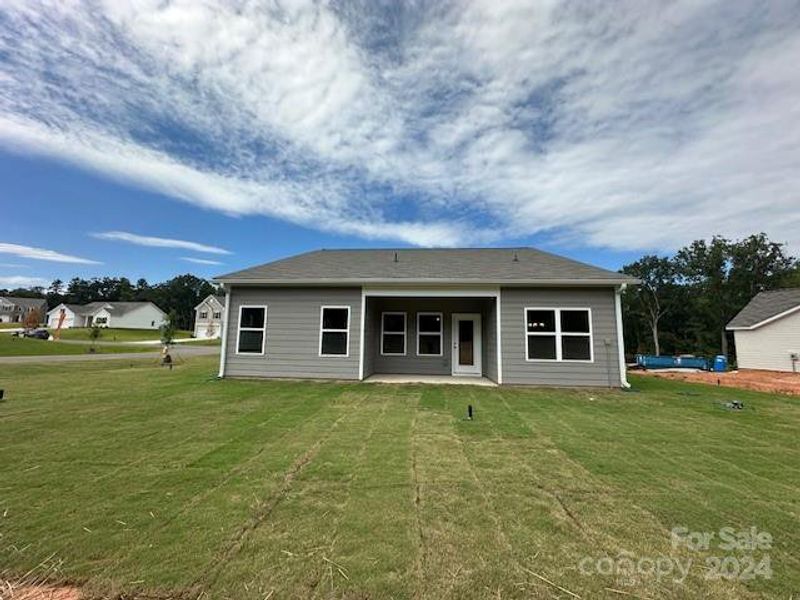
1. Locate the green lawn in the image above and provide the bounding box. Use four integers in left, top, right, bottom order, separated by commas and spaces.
0, 334, 155, 356
0, 360, 797, 599
49, 327, 193, 342
0, 322, 22, 329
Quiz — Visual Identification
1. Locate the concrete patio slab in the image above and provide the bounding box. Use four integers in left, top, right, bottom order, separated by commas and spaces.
364, 373, 496, 386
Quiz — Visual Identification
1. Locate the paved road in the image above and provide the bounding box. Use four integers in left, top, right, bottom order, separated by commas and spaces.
0, 345, 219, 364
54, 338, 217, 347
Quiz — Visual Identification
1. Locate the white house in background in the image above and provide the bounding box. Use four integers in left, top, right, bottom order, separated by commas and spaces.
727, 289, 800, 373
193, 294, 225, 338
0, 296, 47, 323
47, 301, 167, 330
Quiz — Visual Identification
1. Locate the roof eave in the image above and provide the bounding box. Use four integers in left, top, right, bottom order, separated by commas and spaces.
214, 277, 638, 287
726, 303, 800, 331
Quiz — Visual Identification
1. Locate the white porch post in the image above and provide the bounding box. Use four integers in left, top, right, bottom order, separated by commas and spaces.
358, 287, 366, 380
496, 289, 503, 384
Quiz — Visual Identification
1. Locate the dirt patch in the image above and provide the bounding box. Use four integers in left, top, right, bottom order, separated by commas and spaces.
635, 368, 800, 395
1, 582, 80, 600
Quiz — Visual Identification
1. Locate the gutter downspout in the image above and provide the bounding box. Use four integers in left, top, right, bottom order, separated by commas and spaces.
217, 284, 231, 378
615, 284, 631, 389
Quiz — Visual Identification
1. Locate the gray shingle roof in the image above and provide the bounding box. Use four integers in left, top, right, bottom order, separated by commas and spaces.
195, 294, 226, 310
216, 248, 637, 286
54, 302, 165, 317
0, 296, 47, 310
100, 302, 165, 316
727, 288, 800, 329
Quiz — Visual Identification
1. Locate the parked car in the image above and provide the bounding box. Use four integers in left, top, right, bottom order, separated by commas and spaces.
20, 328, 50, 340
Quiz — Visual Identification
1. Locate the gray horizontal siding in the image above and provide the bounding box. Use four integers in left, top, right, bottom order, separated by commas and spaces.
500, 287, 621, 387
223, 287, 361, 380
367, 297, 495, 377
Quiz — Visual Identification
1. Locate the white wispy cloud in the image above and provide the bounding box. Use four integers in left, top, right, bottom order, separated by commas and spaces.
92, 231, 231, 255
181, 257, 223, 266
1, 1, 799, 251
0, 275, 50, 289
0, 242, 100, 264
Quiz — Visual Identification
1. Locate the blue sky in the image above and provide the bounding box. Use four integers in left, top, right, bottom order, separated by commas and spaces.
1, 1, 799, 289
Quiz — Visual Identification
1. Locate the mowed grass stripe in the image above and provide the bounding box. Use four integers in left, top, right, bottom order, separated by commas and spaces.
96, 385, 366, 591
207, 389, 412, 599
495, 389, 762, 598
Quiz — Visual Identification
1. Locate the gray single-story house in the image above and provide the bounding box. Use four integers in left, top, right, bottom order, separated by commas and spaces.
214, 248, 638, 387
727, 288, 800, 372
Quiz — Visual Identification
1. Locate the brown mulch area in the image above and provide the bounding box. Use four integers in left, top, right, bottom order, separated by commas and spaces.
1, 582, 80, 600
635, 368, 800, 396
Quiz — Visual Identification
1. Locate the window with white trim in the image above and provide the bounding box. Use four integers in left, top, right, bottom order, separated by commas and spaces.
417, 312, 443, 356
525, 308, 592, 361
320, 306, 350, 356
237, 306, 267, 354
381, 312, 406, 355
199, 311, 208, 319
213, 311, 222, 319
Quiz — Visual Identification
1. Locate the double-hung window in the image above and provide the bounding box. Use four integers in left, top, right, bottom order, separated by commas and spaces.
237, 306, 267, 354
381, 312, 406, 355
213, 311, 222, 319
417, 312, 443, 356
525, 308, 592, 362
319, 306, 350, 356
199, 311, 208, 319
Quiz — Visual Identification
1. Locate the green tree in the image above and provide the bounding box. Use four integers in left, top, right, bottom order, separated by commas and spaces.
781, 265, 800, 288
88, 325, 102, 352
674, 234, 796, 357
622, 256, 677, 355
152, 274, 216, 330
159, 310, 178, 346
675, 236, 732, 356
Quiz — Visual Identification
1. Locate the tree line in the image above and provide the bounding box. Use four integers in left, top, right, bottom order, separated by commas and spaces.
0, 274, 217, 331
621, 233, 800, 361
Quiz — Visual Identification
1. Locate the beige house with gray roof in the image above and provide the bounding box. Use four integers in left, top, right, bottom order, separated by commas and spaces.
193, 294, 225, 338
0, 296, 47, 324
727, 289, 800, 373
214, 248, 638, 387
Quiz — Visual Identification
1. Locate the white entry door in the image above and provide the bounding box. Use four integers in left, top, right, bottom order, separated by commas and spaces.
451, 313, 482, 376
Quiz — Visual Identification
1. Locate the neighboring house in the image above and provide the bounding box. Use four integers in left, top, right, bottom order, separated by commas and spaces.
214, 248, 638, 387
193, 294, 225, 338
0, 296, 47, 324
46, 301, 167, 330
727, 289, 800, 372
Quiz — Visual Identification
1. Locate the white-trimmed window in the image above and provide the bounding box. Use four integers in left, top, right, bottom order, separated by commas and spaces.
525, 308, 592, 362
319, 306, 350, 357
417, 312, 443, 356
199, 311, 208, 319
213, 311, 222, 319
381, 312, 406, 355
237, 305, 267, 355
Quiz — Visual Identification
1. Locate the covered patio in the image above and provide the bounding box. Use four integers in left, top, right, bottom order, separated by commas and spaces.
361, 290, 500, 383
